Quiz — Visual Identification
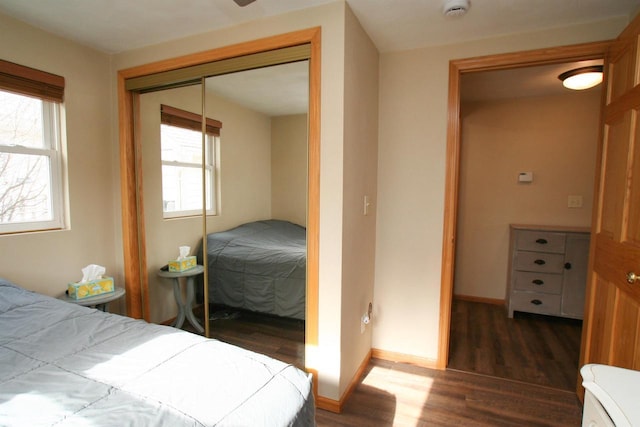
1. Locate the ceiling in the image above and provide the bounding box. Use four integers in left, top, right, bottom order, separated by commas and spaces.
0, 0, 637, 113
461, 59, 605, 103
0, 0, 637, 54
206, 61, 309, 116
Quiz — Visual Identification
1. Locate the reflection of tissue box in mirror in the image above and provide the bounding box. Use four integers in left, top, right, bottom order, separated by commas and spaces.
67, 277, 114, 300
168, 256, 197, 272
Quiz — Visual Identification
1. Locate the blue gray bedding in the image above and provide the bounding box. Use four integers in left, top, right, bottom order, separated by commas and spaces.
0, 278, 315, 426
200, 220, 306, 320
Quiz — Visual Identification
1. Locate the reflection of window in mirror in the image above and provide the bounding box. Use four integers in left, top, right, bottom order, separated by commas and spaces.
159, 104, 221, 218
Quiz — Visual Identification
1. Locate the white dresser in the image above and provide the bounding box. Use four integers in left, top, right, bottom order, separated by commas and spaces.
507, 224, 590, 319
581, 364, 640, 426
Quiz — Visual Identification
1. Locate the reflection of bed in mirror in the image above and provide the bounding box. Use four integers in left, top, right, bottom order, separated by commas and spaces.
198, 220, 306, 320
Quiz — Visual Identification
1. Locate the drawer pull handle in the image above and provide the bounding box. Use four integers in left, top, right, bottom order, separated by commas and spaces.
531, 299, 543, 306
534, 259, 546, 265
535, 238, 548, 244
532, 279, 544, 285
564, 262, 572, 270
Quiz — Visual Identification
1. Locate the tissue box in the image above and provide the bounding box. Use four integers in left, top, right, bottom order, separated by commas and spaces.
168, 256, 197, 272
67, 277, 114, 300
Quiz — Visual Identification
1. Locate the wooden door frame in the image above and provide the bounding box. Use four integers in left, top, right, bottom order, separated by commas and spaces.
117, 27, 321, 361
437, 40, 612, 369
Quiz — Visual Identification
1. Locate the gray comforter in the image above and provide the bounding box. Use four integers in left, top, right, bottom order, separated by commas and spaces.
200, 220, 306, 320
0, 279, 315, 426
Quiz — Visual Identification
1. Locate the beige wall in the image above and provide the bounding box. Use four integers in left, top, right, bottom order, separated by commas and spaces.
454, 91, 600, 301
341, 4, 379, 390
271, 114, 307, 227
0, 13, 118, 302
374, 18, 627, 362
139, 85, 272, 323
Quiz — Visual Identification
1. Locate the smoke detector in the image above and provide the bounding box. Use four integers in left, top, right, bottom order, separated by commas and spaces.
443, 0, 470, 18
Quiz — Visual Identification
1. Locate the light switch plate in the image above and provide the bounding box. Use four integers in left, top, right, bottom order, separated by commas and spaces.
363, 195, 371, 215
518, 172, 533, 183
568, 195, 583, 208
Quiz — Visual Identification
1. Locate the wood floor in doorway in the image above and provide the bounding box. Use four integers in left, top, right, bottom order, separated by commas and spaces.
448, 298, 583, 391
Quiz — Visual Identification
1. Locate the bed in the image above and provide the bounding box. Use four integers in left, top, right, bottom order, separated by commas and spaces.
198, 220, 306, 320
0, 278, 315, 426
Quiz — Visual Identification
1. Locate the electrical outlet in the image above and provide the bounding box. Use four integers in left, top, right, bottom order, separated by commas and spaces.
360, 302, 372, 334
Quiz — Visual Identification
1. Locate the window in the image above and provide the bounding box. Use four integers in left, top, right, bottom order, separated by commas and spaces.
160, 105, 221, 218
0, 60, 65, 234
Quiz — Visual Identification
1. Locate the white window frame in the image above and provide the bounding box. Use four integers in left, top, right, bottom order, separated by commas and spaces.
160, 124, 218, 219
0, 93, 66, 234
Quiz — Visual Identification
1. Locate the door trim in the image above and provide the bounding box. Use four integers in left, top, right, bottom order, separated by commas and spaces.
438, 40, 612, 369
117, 27, 321, 365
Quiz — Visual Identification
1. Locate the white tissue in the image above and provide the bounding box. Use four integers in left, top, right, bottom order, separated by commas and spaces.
177, 246, 190, 260
80, 264, 106, 283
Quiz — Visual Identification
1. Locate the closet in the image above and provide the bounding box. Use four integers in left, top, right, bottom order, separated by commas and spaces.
117, 29, 321, 356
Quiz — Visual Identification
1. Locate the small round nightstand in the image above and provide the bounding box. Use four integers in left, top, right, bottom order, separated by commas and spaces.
59, 287, 126, 312
157, 265, 205, 333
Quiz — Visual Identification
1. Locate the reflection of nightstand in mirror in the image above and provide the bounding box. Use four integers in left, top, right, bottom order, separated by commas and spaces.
157, 265, 204, 333
59, 287, 126, 312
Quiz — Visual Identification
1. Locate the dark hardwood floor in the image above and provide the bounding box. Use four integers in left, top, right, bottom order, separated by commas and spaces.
448, 299, 583, 391
316, 358, 582, 426
210, 306, 305, 369
185, 305, 306, 369
181, 303, 583, 426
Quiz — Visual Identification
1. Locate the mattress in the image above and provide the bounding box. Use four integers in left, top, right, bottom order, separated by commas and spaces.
0, 278, 315, 426
200, 220, 306, 320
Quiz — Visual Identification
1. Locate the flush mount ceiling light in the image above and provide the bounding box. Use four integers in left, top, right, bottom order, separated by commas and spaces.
558, 65, 604, 90
443, 0, 470, 18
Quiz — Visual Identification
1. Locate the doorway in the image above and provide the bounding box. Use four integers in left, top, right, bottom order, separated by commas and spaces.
438, 41, 611, 389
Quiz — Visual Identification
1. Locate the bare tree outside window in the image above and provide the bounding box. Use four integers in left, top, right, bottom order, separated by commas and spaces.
0, 90, 56, 228
0, 154, 50, 223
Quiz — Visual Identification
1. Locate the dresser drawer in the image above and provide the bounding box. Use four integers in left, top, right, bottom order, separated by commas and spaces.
510, 292, 561, 316
513, 271, 562, 294
514, 251, 565, 273
516, 230, 565, 253
508, 226, 589, 319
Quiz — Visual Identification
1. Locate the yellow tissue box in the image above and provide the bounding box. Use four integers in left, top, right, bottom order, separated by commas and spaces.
168, 256, 197, 272
67, 277, 114, 300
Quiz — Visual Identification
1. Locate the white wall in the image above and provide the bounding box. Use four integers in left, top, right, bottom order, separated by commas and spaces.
373, 17, 627, 363
454, 91, 600, 301
0, 13, 118, 303
271, 114, 307, 227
